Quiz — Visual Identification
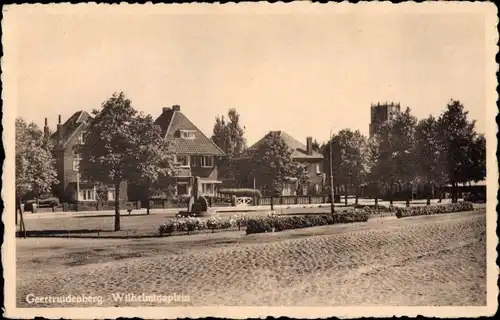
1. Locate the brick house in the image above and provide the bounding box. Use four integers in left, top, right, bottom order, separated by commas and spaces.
128, 105, 226, 198
234, 131, 325, 196
48, 111, 127, 203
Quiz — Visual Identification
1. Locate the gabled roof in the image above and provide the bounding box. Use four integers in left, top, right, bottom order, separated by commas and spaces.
246, 130, 323, 160
154, 108, 225, 156
50, 111, 92, 148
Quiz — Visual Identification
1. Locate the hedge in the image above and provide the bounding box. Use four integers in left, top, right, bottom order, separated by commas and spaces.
354, 204, 394, 212
218, 188, 263, 198
245, 208, 370, 235
158, 213, 249, 236
395, 202, 474, 218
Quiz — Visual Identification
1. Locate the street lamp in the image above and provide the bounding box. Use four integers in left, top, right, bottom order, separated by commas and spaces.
329, 128, 335, 214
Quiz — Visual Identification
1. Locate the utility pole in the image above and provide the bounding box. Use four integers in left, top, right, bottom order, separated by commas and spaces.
329, 129, 335, 214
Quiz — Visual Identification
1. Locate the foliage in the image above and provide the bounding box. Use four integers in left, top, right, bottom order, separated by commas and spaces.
437, 100, 478, 184
245, 210, 370, 235
249, 132, 308, 195
211, 108, 247, 156
395, 202, 474, 218
414, 115, 447, 188
15, 117, 59, 201
465, 134, 486, 183
77, 92, 175, 231
323, 129, 367, 189
212, 109, 247, 181
218, 188, 262, 198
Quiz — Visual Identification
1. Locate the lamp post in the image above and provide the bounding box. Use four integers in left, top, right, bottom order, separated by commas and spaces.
329, 128, 335, 214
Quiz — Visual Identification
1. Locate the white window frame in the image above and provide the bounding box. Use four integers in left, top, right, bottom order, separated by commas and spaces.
316, 163, 321, 174
79, 188, 96, 201
175, 154, 190, 167
78, 131, 86, 144
180, 130, 196, 140
200, 155, 214, 168
73, 153, 81, 172
190, 155, 197, 167
108, 189, 115, 201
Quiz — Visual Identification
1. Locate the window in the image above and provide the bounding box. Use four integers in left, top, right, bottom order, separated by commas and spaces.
304, 165, 308, 174
78, 131, 86, 144
316, 163, 321, 174
79, 189, 95, 201
73, 153, 81, 172
108, 190, 115, 201
200, 155, 214, 167
180, 130, 196, 139
190, 155, 197, 167
176, 155, 190, 167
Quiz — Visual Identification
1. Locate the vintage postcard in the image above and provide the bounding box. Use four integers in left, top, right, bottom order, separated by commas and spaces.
2, 2, 498, 319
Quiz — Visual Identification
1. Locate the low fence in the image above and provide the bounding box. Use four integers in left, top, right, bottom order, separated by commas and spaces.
247, 195, 330, 206
24, 195, 331, 213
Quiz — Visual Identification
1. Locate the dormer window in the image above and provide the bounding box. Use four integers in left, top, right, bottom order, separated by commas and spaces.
180, 130, 196, 140
78, 131, 86, 144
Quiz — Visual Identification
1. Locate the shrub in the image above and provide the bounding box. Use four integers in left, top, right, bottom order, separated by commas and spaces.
395, 201, 474, 218
206, 214, 223, 232
219, 188, 263, 198
231, 213, 249, 230
158, 220, 175, 236
354, 204, 394, 213
245, 209, 369, 235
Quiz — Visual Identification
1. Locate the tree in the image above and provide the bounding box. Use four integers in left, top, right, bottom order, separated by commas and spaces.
437, 100, 477, 202
375, 107, 418, 205
365, 135, 383, 207
415, 115, 448, 205
312, 139, 321, 153
323, 129, 367, 205
249, 132, 307, 196
15, 118, 59, 202
465, 134, 486, 183
211, 108, 247, 181
77, 92, 175, 231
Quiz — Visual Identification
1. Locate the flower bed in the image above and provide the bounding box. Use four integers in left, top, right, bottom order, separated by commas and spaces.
245, 209, 370, 235
395, 202, 474, 218
354, 204, 395, 213
158, 213, 250, 236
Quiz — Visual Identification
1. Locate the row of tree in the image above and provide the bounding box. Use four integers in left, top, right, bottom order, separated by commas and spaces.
320, 100, 485, 205
211, 100, 486, 204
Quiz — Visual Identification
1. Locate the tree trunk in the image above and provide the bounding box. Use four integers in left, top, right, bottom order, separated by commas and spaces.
355, 184, 359, 205
374, 183, 379, 212
344, 184, 348, 206
16, 195, 21, 225
438, 184, 443, 203
114, 182, 121, 231
426, 182, 431, 205
389, 182, 394, 206
451, 181, 457, 203
406, 182, 411, 207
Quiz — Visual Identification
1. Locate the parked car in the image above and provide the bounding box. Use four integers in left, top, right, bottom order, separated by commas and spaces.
464, 191, 486, 203
24, 197, 60, 212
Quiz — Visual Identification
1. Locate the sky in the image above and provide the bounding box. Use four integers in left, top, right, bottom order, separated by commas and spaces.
12, 4, 492, 146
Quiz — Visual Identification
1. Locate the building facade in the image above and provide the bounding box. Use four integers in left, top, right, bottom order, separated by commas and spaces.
233, 131, 325, 196
48, 112, 127, 203
140, 105, 226, 198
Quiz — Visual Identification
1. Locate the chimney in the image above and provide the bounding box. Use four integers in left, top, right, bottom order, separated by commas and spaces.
43, 117, 50, 138
306, 136, 313, 155
172, 105, 181, 112
162, 107, 171, 114
57, 115, 63, 145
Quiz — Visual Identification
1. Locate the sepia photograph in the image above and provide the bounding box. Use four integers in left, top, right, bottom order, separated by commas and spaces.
2, 2, 498, 319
